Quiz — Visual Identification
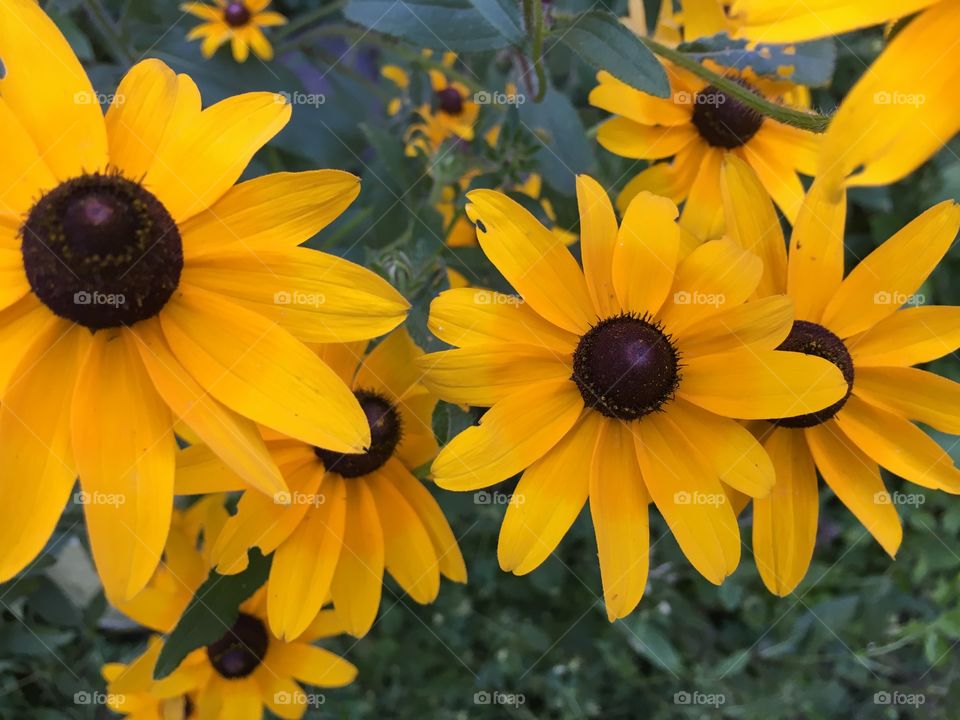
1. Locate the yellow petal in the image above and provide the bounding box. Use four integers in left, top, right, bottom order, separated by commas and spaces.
667, 399, 775, 498
751, 426, 818, 596
267, 641, 357, 688
612, 191, 680, 317
427, 288, 578, 353
821, 201, 960, 338
180, 170, 360, 259
577, 175, 620, 317
834, 395, 960, 492
145, 90, 291, 221
160, 286, 370, 453
806, 421, 902, 557
330, 477, 384, 637
466, 189, 593, 333
591, 420, 650, 620
786, 177, 846, 323
740, 134, 805, 223
596, 117, 698, 159
720, 153, 787, 296
0, 322, 87, 583
0, 297, 60, 394
616, 148, 701, 213
419, 345, 571, 407
498, 412, 600, 575
181, 248, 409, 343
679, 349, 847, 419
0, 0, 108, 178
353, 326, 425, 402
131, 318, 285, 497
677, 295, 793, 356
431, 379, 583, 491
267, 474, 346, 641
636, 411, 740, 584
853, 366, 960, 435
72, 330, 175, 600
846, 306, 960, 367
0, 100, 56, 217
589, 71, 690, 126
680, 146, 725, 240
173, 443, 247, 495
732, 0, 938, 41
368, 469, 440, 604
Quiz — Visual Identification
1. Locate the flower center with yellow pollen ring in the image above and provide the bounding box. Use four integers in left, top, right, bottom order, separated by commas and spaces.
572, 314, 682, 421
314, 389, 403, 478
206, 613, 268, 679
691, 82, 764, 149
21, 173, 183, 330
773, 320, 855, 428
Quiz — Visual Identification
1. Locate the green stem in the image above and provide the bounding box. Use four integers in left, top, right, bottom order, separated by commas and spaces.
80, 0, 137, 66
523, 0, 547, 101
640, 36, 831, 133
273, 0, 348, 42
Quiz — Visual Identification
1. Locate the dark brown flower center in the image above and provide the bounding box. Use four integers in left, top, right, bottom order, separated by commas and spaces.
691, 82, 764, 148
773, 320, 855, 428
314, 390, 402, 478
21, 173, 182, 330
435, 87, 464, 115
223, 2, 251, 27
206, 613, 268, 679
572, 314, 681, 421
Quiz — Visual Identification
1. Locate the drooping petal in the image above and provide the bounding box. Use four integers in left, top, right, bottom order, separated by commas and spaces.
268, 642, 358, 687
677, 295, 793, 356
846, 306, 960, 367
853, 366, 960, 435
596, 118, 698, 159
589, 70, 691, 126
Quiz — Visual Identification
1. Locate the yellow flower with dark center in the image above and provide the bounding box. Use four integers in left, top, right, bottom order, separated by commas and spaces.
0, 0, 408, 602
182, 0, 287, 62
176, 329, 466, 639
105, 497, 356, 720
405, 54, 479, 156
418, 178, 850, 620
722, 154, 960, 595
589, 65, 819, 240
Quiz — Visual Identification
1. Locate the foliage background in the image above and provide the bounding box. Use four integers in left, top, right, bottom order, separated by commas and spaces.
2, 1, 959, 718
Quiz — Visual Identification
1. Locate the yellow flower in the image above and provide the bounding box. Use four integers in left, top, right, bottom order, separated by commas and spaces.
176, 329, 466, 639
105, 498, 356, 719
722, 154, 960, 595
624, 0, 734, 44
419, 179, 850, 620
589, 65, 819, 240
0, 0, 408, 602
182, 0, 287, 62
405, 55, 479, 156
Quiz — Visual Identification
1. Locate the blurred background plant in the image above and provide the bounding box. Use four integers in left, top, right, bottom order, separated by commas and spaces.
3, 0, 959, 718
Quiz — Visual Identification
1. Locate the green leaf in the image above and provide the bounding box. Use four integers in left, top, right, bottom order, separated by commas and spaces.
551, 11, 670, 98
518, 87, 596, 194
344, 0, 524, 51
153, 549, 271, 680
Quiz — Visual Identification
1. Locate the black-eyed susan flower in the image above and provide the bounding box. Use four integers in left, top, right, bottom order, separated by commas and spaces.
419, 179, 849, 620
0, 0, 408, 602
589, 65, 818, 240
182, 0, 287, 62
405, 54, 479, 156
176, 329, 466, 639
106, 498, 355, 720
721, 154, 960, 595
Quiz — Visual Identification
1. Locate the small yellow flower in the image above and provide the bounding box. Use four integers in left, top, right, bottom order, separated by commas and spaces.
722, 154, 960, 595
404, 55, 479, 156
182, 0, 287, 63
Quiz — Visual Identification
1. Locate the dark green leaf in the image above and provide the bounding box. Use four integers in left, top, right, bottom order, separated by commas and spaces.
344, 0, 524, 51
153, 549, 271, 680
551, 11, 670, 98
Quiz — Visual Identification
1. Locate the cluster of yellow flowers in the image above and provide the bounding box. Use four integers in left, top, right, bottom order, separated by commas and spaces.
1, 0, 958, 717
